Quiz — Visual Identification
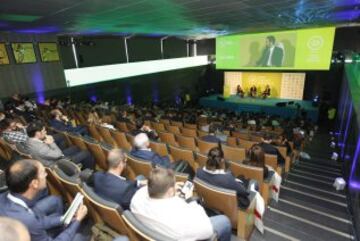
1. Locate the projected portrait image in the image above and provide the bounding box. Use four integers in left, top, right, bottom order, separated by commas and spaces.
241, 32, 297, 68
11, 43, 36, 64
39, 43, 60, 62
0, 43, 10, 65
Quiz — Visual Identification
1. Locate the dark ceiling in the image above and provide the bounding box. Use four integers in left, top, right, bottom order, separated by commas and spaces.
0, 0, 359, 38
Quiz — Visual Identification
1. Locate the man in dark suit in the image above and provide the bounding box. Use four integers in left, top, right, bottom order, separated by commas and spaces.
130, 133, 193, 176
49, 109, 89, 136
256, 36, 284, 67
258, 134, 285, 165
201, 124, 222, 143
93, 149, 144, 209
0, 159, 89, 241
130, 133, 171, 168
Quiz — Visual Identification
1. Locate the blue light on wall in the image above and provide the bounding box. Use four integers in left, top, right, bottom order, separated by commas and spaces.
349, 136, 360, 190
31, 64, 45, 104
341, 103, 353, 158
125, 86, 132, 105
15, 26, 59, 34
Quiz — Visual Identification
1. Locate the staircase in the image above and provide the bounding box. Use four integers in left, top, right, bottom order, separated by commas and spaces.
250, 132, 355, 241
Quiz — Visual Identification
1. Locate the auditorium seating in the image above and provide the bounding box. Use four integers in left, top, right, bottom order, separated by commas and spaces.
194, 177, 256, 239
122, 210, 177, 241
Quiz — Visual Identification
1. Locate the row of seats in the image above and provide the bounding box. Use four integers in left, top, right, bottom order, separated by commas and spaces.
47, 159, 255, 240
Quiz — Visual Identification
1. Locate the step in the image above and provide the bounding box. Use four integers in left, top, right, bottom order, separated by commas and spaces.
279, 188, 349, 219
271, 198, 353, 234
265, 208, 354, 241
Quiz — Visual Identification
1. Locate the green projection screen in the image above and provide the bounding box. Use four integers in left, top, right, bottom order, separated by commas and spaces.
216, 27, 335, 70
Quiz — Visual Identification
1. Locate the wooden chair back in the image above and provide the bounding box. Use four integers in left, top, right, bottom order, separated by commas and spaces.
238, 139, 257, 151
110, 130, 132, 151
265, 154, 278, 170
97, 126, 118, 147
149, 141, 169, 157
168, 145, 197, 171
66, 134, 88, 151
81, 183, 138, 240
193, 178, 255, 239
127, 154, 153, 178
158, 132, 178, 147
84, 140, 108, 170
195, 152, 208, 168
176, 134, 197, 150
196, 138, 219, 155
88, 124, 103, 142
115, 121, 129, 132
165, 125, 181, 134
226, 136, 238, 147
180, 127, 197, 137
151, 122, 166, 132
184, 123, 197, 129
221, 144, 246, 163
171, 121, 183, 128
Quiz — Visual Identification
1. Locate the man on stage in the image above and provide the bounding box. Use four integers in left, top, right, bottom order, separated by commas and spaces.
249, 85, 257, 97
262, 85, 271, 99
236, 85, 244, 98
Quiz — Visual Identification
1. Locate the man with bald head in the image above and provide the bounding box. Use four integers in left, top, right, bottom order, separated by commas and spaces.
0, 159, 89, 241
0, 217, 30, 241
93, 149, 142, 209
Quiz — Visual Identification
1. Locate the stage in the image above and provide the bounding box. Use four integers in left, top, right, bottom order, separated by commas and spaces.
199, 95, 319, 121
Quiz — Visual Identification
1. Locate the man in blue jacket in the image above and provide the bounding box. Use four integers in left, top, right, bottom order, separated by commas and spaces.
93, 149, 143, 209
130, 133, 171, 168
0, 159, 89, 241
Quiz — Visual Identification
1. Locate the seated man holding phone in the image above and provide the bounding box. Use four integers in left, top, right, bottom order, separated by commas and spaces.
130, 167, 232, 241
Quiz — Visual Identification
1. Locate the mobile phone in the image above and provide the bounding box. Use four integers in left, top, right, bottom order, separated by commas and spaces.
180, 181, 193, 196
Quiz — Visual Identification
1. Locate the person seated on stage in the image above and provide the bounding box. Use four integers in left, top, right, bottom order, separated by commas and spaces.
261, 85, 271, 99
49, 108, 89, 136
92, 149, 145, 210
25, 121, 95, 169
0, 159, 89, 241
258, 133, 285, 165
249, 85, 257, 97
236, 85, 244, 98
196, 147, 253, 208
130, 167, 232, 241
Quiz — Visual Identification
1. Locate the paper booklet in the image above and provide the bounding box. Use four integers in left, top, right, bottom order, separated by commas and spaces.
61, 192, 84, 225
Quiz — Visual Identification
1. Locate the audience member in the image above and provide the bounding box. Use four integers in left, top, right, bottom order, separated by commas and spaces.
92, 149, 142, 209
49, 109, 89, 136
130, 118, 158, 141
196, 147, 252, 208
258, 133, 285, 165
25, 121, 95, 169
201, 124, 222, 143
0, 216, 30, 241
0, 159, 89, 241
130, 133, 171, 168
131, 168, 232, 241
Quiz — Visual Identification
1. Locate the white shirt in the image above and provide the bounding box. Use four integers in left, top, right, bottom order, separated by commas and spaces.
267, 46, 275, 66
130, 186, 213, 241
